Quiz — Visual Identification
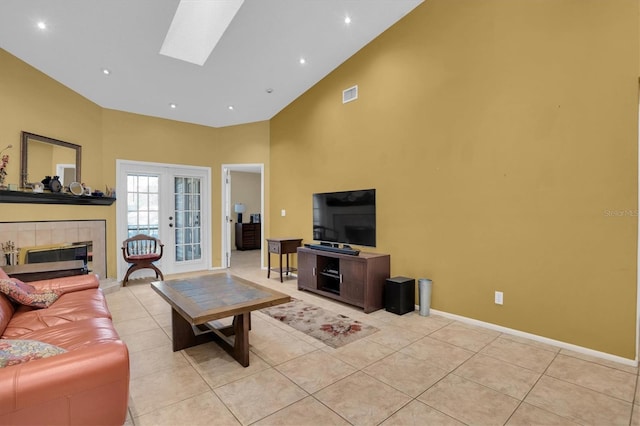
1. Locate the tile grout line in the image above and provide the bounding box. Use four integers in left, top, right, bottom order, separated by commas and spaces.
251, 259, 634, 423
544, 353, 638, 406
118, 260, 637, 425
503, 349, 576, 426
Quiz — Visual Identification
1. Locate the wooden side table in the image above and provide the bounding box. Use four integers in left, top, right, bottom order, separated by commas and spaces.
267, 238, 303, 282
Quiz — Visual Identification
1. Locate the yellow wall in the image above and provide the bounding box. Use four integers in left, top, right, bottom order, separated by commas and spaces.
101, 110, 269, 271
270, 0, 639, 358
0, 49, 109, 246
0, 49, 270, 278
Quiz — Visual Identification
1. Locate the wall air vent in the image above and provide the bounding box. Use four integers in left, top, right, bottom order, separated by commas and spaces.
342, 85, 358, 104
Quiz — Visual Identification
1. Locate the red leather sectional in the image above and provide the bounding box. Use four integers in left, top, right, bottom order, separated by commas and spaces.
0, 269, 129, 425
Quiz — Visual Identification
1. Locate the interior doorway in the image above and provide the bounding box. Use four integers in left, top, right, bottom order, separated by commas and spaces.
221, 164, 264, 269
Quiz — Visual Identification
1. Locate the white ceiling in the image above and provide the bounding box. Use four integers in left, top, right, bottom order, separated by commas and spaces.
0, 0, 423, 128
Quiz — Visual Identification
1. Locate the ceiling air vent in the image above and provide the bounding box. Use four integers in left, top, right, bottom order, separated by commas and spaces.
342, 85, 358, 104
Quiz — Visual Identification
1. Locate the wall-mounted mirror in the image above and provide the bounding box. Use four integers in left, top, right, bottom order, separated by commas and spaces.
20, 132, 81, 189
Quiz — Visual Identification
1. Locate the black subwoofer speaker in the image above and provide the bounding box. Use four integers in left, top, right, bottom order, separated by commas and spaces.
385, 276, 415, 315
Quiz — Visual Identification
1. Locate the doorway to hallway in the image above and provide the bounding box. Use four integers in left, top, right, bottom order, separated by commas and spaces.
221, 164, 264, 270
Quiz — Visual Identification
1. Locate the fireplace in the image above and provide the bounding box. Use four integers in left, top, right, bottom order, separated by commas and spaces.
0, 220, 106, 279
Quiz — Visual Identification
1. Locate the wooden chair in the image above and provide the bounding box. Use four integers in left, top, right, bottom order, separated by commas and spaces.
121, 234, 164, 286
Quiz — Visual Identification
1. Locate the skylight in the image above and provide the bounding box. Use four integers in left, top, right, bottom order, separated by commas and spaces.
159, 0, 244, 66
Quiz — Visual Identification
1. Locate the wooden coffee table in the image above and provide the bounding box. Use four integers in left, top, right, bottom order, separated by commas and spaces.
151, 273, 290, 367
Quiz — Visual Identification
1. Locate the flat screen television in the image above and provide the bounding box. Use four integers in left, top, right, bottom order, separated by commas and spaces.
313, 189, 376, 247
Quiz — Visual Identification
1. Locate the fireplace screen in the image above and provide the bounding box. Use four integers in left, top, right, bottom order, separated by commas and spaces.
25, 243, 89, 266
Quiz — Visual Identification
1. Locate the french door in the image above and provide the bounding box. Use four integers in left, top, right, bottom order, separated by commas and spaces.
116, 160, 211, 281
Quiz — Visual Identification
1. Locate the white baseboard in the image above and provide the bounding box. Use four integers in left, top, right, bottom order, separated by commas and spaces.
426, 307, 637, 367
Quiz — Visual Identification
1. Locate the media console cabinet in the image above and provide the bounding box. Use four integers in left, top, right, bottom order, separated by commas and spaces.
297, 246, 390, 313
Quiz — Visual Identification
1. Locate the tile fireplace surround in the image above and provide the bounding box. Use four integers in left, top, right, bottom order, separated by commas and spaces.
0, 220, 107, 280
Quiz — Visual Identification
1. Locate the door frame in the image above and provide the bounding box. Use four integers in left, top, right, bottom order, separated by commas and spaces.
221, 163, 264, 269
116, 159, 213, 281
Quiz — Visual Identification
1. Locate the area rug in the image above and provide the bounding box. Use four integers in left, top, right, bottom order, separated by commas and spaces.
260, 298, 379, 348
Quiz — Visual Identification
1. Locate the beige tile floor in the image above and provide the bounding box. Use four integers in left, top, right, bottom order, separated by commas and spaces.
109, 250, 640, 426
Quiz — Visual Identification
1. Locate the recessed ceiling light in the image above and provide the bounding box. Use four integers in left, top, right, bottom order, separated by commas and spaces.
299, 58, 306, 65
266, 88, 273, 94
344, 16, 351, 24
169, 103, 177, 109
102, 68, 111, 75
228, 105, 234, 110
37, 21, 46, 30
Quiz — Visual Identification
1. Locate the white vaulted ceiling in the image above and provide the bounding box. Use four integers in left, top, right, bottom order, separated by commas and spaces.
0, 0, 423, 128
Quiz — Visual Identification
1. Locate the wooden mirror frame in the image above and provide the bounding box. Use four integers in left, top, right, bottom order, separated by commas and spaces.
20, 131, 82, 188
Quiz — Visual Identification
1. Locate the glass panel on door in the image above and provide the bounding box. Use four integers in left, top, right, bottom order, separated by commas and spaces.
174, 176, 202, 262
126, 174, 160, 237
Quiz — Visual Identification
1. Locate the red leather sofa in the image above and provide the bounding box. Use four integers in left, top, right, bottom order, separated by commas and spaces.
0, 268, 129, 425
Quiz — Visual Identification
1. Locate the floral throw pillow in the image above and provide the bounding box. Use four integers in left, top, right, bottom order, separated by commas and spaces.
0, 339, 67, 368
0, 278, 61, 308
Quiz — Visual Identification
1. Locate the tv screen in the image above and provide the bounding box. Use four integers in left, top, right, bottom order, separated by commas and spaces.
313, 189, 376, 247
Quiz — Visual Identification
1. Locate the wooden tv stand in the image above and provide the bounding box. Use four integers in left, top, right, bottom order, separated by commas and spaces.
297, 246, 390, 313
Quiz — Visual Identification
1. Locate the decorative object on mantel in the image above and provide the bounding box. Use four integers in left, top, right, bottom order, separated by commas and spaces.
49, 176, 62, 193
69, 181, 83, 196
0, 144, 12, 190
32, 182, 44, 193
40, 175, 62, 192
105, 185, 116, 198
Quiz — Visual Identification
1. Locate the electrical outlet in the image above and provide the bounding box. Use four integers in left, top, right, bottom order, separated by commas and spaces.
494, 291, 503, 305
281, 209, 286, 217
